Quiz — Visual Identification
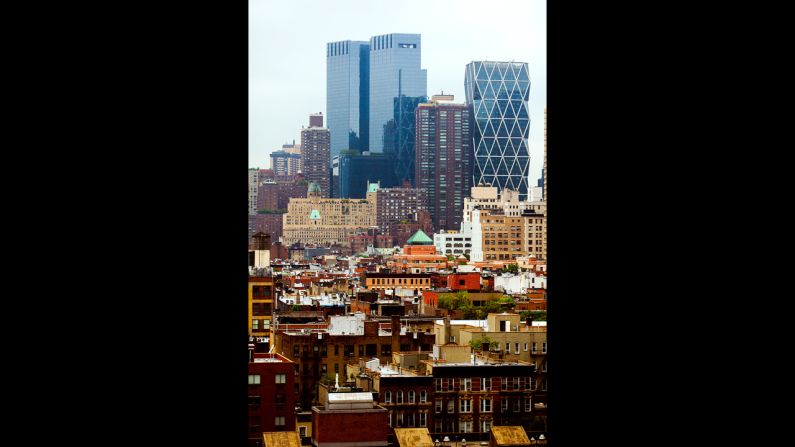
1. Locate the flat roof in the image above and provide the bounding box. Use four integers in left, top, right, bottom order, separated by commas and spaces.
491, 426, 531, 446
394, 428, 435, 447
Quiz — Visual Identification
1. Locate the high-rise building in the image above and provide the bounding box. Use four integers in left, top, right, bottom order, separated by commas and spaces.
369, 34, 427, 154
383, 94, 426, 185
375, 184, 428, 235
301, 115, 331, 198
309, 112, 324, 128
269, 150, 302, 177
465, 61, 532, 200
415, 94, 473, 230
330, 155, 341, 198
543, 107, 546, 201
338, 152, 399, 199
327, 40, 370, 158
249, 168, 260, 215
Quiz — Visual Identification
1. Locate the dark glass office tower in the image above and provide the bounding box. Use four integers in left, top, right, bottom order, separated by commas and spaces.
382, 93, 426, 185
327, 40, 370, 159
369, 33, 427, 155
338, 151, 399, 199
465, 61, 531, 200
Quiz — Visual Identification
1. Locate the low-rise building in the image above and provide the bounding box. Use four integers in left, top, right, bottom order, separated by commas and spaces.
312, 391, 389, 447
248, 353, 296, 447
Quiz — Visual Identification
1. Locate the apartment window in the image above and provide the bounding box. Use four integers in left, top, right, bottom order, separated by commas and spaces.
482, 419, 492, 433
334, 363, 339, 373
344, 345, 354, 357
252, 319, 260, 331
532, 342, 537, 354
248, 396, 261, 406
248, 374, 261, 385
515, 343, 520, 354
388, 412, 392, 427
321, 364, 327, 374
542, 342, 547, 353
501, 399, 509, 412
447, 380, 453, 392
450, 335, 456, 343
385, 391, 392, 403
359, 345, 364, 357
481, 377, 491, 391
435, 379, 442, 392
523, 343, 528, 351
397, 391, 403, 404
462, 378, 471, 391
459, 420, 472, 433
420, 390, 427, 403
435, 420, 442, 432
397, 412, 404, 426
294, 345, 300, 357
408, 413, 415, 427
435, 399, 442, 413
419, 412, 427, 427
275, 374, 286, 384
299, 426, 307, 437
448, 401, 455, 413
460, 399, 471, 413
513, 377, 520, 390
542, 380, 547, 391
505, 342, 510, 352
526, 377, 533, 390
501, 378, 507, 391
334, 345, 339, 355
409, 390, 415, 403
542, 361, 547, 372
275, 416, 285, 427
481, 398, 492, 413
382, 344, 392, 356
525, 398, 532, 412
513, 399, 521, 412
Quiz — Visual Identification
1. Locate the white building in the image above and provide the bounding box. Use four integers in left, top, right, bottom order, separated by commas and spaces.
494, 272, 547, 294
433, 222, 473, 256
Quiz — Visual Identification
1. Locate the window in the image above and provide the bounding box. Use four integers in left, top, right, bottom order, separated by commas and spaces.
542, 342, 547, 353
514, 342, 520, 354
409, 390, 415, 403
397, 412, 404, 426
408, 413, 415, 427
334, 363, 339, 373
435, 379, 442, 392
450, 335, 456, 343
252, 319, 260, 330
524, 343, 528, 351
273, 416, 283, 427
462, 378, 471, 391
481, 398, 492, 413
397, 391, 403, 404
501, 399, 509, 412
344, 345, 354, 357
459, 420, 472, 433
435, 399, 442, 413
525, 398, 532, 412
381, 344, 392, 356
447, 380, 453, 392
334, 344, 339, 355
248, 374, 261, 385
299, 426, 307, 437
420, 390, 427, 403
460, 399, 471, 413
385, 391, 392, 403
435, 420, 442, 432
248, 396, 261, 406
294, 345, 300, 357
388, 412, 392, 427
275, 374, 286, 384
505, 342, 510, 352
532, 342, 537, 354
419, 412, 427, 427
321, 364, 327, 374
501, 378, 507, 391
542, 361, 547, 372
513, 377, 520, 390
359, 345, 364, 357
366, 344, 377, 356
482, 419, 492, 433
526, 377, 533, 390
542, 380, 547, 391
481, 377, 491, 391
448, 401, 455, 413
513, 399, 521, 412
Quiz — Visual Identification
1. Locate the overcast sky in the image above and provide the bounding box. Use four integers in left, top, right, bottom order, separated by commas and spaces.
250, 0, 546, 183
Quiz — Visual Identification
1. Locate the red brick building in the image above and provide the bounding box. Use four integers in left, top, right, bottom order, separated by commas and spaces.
248, 353, 296, 447
312, 392, 389, 447
447, 272, 482, 291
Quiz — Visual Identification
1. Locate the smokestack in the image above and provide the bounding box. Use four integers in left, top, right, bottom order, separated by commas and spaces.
443, 316, 451, 344
391, 315, 400, 354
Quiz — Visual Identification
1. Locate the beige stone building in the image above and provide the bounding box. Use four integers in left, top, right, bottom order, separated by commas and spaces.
281, 182, 378, 246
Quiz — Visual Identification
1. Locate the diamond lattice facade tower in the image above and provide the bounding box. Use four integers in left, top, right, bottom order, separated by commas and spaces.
327, 40, 370, 159
465, 61, 531, 200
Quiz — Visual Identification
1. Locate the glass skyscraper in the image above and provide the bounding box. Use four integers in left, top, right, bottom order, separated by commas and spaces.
464, 61, 531, 199
326, 40, 369, 159
368, 33, 427, 157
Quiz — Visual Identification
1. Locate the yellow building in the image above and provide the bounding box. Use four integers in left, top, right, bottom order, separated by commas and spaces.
248, 275, 274, 341
281, 182, 378, 246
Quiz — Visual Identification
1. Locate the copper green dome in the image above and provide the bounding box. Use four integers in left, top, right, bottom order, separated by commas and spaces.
406, 229, 433, 245
307, 182, 321, 194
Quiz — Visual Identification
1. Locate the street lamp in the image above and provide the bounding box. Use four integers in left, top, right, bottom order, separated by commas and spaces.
443, 436, 450, 447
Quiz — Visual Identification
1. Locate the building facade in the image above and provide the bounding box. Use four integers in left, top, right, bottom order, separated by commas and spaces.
338, 151, 399, 198
369, 33, 427, 153
281, 182, 377, 247
301, 115, 331, 198
249, 168, 261, 215
465, 61, 532, 200
327, 40, 370, 157
269, 150, 302, 177
376, 185, 428, 235
415, 95, 473, 230
249, 275, 275, 350
248, 353, 296, 447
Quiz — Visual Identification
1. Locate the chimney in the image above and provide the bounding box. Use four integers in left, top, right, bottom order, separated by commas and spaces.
391, 315, 400, 354
443, 316, 451, 344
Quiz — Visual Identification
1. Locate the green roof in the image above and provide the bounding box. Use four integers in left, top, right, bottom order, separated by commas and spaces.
367, 183, 379, 193
308, 182, 321, 194
406, 229, 433, 245
309, 209, 321, 220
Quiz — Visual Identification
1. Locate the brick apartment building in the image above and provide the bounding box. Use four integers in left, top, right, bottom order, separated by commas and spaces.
248, 353, 296, 447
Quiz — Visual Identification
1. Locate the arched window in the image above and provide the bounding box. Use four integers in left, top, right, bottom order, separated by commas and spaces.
397, 390, 403, 404
409, 390, 415, 403
385, 391, 392, 403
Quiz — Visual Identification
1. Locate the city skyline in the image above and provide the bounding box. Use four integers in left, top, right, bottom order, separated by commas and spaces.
250, 0, 546, 184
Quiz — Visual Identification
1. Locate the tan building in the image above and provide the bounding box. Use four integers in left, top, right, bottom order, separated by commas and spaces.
281, 182, 378, 246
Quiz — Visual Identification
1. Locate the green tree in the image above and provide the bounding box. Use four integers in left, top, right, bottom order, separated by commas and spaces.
291, 304, 301, 311
520, 310, 547, 321
469, 336, 493, 351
